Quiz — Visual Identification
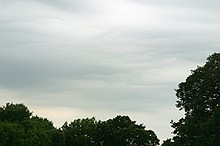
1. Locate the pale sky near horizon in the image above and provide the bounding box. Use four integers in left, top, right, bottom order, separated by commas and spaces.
0, 0, 220, 143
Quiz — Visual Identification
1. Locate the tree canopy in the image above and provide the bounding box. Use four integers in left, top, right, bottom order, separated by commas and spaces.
163, 53, 220, 146
0, 103, 32, 122
0, 103, 159, 146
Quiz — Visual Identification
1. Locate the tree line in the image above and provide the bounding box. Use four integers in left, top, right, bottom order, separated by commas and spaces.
0, 103, 159, 146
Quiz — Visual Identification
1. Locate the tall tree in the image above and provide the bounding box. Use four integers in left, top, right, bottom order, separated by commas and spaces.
169, 53, 220, 146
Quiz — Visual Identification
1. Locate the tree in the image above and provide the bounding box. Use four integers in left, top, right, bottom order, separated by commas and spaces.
169, 53, 220, 146
62, 116, 159, 146
62, 117, 99, 146
0, 103, 31, 146
22, 116, 56, 146
0, 103, 58, 146
99, 115, 159, 146
0, 103, 32, 122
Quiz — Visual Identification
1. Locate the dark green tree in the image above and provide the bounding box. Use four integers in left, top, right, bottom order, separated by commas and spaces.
22, 116, 56, 146
0, 103, 30, 146
62, 117, 99, 146
169, 53, 220, 146
99, 115, 159, 146
0, 103, 58, 146
0, 103, 32, 122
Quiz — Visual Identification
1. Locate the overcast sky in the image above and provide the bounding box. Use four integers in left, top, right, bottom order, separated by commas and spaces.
0, 0, 220, 142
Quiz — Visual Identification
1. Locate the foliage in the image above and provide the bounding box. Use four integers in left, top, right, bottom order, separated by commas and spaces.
165, 53, 220, 146
0, 103, 159, 146
0, 103, 57, 146
99, 115, 159, 146
22, 116, 55, 146
0, 121, 25, 146
0, 103, 32, 122
62, 117, 99, 146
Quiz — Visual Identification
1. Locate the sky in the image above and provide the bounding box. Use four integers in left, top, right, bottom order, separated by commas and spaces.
0, 0, 220, 142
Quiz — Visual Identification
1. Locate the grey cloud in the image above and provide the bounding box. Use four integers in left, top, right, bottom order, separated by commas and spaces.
0, 51, 127, 89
